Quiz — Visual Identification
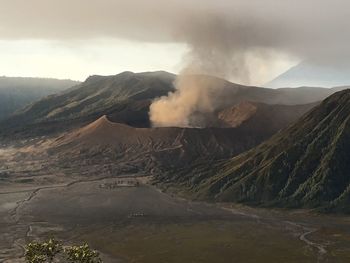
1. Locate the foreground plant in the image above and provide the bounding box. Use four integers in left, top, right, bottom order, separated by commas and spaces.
24, 239, 102, 263
25, 239, 61, 263
65, 243, 102, 263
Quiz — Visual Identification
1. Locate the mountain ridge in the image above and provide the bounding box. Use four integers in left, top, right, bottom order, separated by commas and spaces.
0, 76, 79, 121
1, 71, 346, 140
156, 89, 350, 212
266, 61, 350, 88
48, 114, 272, 175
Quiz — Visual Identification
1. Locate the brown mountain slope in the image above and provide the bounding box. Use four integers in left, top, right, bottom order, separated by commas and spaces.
217, 101, 317, 133
49, 115, 271, 174
47, 99, 319, 176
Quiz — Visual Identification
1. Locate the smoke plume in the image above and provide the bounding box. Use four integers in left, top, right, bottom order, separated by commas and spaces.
2, 0, 350, 126
148, 0, 350, 127
149, 13, 290, 127
150, 74, 224, 127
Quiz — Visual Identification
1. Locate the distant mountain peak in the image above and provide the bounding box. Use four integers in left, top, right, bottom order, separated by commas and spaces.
266, 61, 350, 88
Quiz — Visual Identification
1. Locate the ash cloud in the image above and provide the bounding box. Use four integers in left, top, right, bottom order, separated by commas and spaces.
1, 0, 350, 126
2, 0, 350, 59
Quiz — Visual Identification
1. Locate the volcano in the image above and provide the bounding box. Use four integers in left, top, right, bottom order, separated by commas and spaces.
168, 89, 350, 212
50, 115, 269, 174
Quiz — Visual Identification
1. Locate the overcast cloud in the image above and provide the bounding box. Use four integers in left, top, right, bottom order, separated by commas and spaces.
1, 0, 349, 83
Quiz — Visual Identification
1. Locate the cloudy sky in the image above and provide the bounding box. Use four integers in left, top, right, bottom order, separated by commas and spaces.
0, 0, 349, 85
0, 39, 186, 81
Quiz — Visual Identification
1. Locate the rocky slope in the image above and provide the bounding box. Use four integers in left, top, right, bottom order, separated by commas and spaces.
217, 101, 317, 133
159, 89, 350, 212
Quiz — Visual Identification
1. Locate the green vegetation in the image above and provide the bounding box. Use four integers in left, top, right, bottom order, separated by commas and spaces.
0, 71, 175, 138
0, 77, 78, 121
1, 71, 341, 139
65, 244, 102, 263
25, 239, 102, 263
157, 89, 350, 212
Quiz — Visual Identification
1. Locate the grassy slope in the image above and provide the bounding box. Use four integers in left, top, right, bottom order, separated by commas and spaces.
0, 77, 79, 120
159, 89, 350, 212
0, 71, 175, 138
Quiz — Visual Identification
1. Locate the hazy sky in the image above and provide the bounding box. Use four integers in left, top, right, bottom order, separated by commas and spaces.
0, 39, 186, 81
1, 0, 349, 84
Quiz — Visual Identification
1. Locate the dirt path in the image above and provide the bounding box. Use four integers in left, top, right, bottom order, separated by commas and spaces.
300, 228, 327, 262
222, 209, 329, 261
282, 221, 328, 261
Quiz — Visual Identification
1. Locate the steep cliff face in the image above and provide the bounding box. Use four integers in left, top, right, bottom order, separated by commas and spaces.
217, 101, 317, 134
162, 90, 350, 212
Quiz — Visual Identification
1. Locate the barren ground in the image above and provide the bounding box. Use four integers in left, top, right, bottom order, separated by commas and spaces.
0, 145, 350, 263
